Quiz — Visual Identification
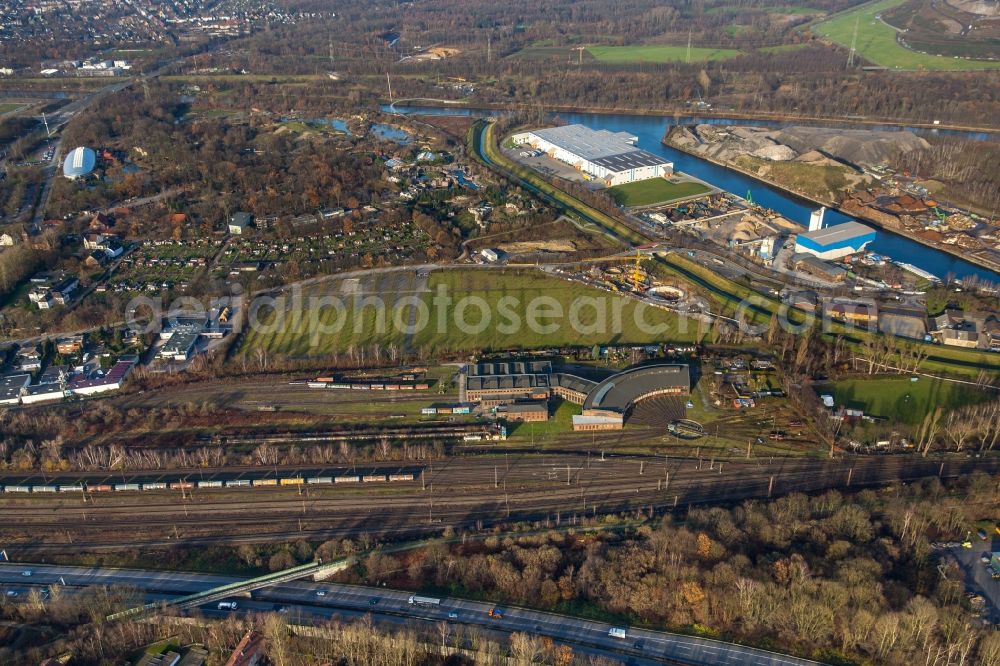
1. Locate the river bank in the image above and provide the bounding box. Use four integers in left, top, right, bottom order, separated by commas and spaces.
389, 98, 1000, 136
661, 128, 1000, 280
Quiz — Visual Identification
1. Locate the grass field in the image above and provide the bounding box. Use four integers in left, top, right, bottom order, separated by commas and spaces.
238, 268, 704, 358
412, 270, 701, 351
609, 179, 711, 207
587, 45, 741, 63
813, 0, 1000, 70
0, 103, 25, 114
819, 376, 994, 424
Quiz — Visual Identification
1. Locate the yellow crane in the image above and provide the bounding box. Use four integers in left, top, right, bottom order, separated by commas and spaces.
630, 250, 646, 289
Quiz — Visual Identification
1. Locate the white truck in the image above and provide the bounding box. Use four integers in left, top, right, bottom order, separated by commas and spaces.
407, 595, 441, 606
217, 601, 238, 610
609, 627, 627, 639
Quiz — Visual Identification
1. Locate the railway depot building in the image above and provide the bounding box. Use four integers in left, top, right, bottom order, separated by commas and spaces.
465, 360, 691, 432
510, 124, 673, 186
574, 364, 691, 431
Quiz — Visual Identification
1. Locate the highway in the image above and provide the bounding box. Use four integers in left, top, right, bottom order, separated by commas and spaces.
0, 563, 820, 666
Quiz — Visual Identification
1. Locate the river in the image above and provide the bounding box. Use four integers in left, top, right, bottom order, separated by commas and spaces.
389, 104, 1000, 285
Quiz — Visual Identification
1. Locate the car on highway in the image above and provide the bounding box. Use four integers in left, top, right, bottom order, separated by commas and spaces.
369, 597, 380, 606
448, 612, 459, 619
21, 570, 32, 577
316, 590, 326, 597
982, 554, 992, 564
5, 590, 17, 597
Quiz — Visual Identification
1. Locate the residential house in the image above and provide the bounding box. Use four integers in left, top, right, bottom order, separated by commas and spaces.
823, 299, 878, 329
932, 308, 1000, 350
14, 348, 42, 372
224, 631, 266, 666
56, 335, 84, 355
51, 277, 79, 305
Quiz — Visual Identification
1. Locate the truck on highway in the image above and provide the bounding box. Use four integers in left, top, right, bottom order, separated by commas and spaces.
408, 595, 441, 606
488, 607, 503, 619
217, 601, 238, 610
609, 627, 627, 639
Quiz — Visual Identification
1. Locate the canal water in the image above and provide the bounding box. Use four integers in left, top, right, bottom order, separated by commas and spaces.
389, 105, 1000, 284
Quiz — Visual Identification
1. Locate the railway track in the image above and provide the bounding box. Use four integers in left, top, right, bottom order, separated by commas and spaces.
1, 455, 995, 551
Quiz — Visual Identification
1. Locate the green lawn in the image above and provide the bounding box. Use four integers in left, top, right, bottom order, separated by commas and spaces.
609, 179, 711, 207
505, 399, 582, 439
818, 376, 994, 424
0, 103, 25, 114
587, 45, 741, 63
813, 0, 1000, 70
238, 268, 705, 358
412, 269, 701, 352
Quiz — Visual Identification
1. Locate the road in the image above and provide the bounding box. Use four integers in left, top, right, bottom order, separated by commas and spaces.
0, 563, 821, 666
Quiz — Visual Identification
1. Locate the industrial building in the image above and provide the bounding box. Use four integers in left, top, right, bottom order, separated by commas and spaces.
497, 400, 549, 422
510, 124, 673, 186
465, 360, 691, 431
793, 221, 876, 261
62, 146, 96, 180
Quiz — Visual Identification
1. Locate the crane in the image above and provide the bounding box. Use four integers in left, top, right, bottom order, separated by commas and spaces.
630, 250, 647, 291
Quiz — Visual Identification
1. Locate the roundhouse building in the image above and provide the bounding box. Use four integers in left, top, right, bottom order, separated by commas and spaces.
62, 146, 96, 180
574, 364, 690, 431
511, 124, 673, 186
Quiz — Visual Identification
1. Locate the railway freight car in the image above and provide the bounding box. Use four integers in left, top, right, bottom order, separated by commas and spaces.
307, 477, 333, 484
142, 482, 167, 490
389, 474, 415, 482
334, 475, 360, 484
362, 474, 387, 483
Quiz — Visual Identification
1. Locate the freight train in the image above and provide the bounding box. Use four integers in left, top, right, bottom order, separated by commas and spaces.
0, 473, 416, 494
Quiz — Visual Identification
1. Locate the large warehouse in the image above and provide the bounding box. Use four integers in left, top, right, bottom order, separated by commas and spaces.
62, 146, 96, 180
793, 221, 876, 261
511, 124, 673, 186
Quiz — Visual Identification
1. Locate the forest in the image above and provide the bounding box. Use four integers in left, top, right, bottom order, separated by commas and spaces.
336, 477, 1000, 666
